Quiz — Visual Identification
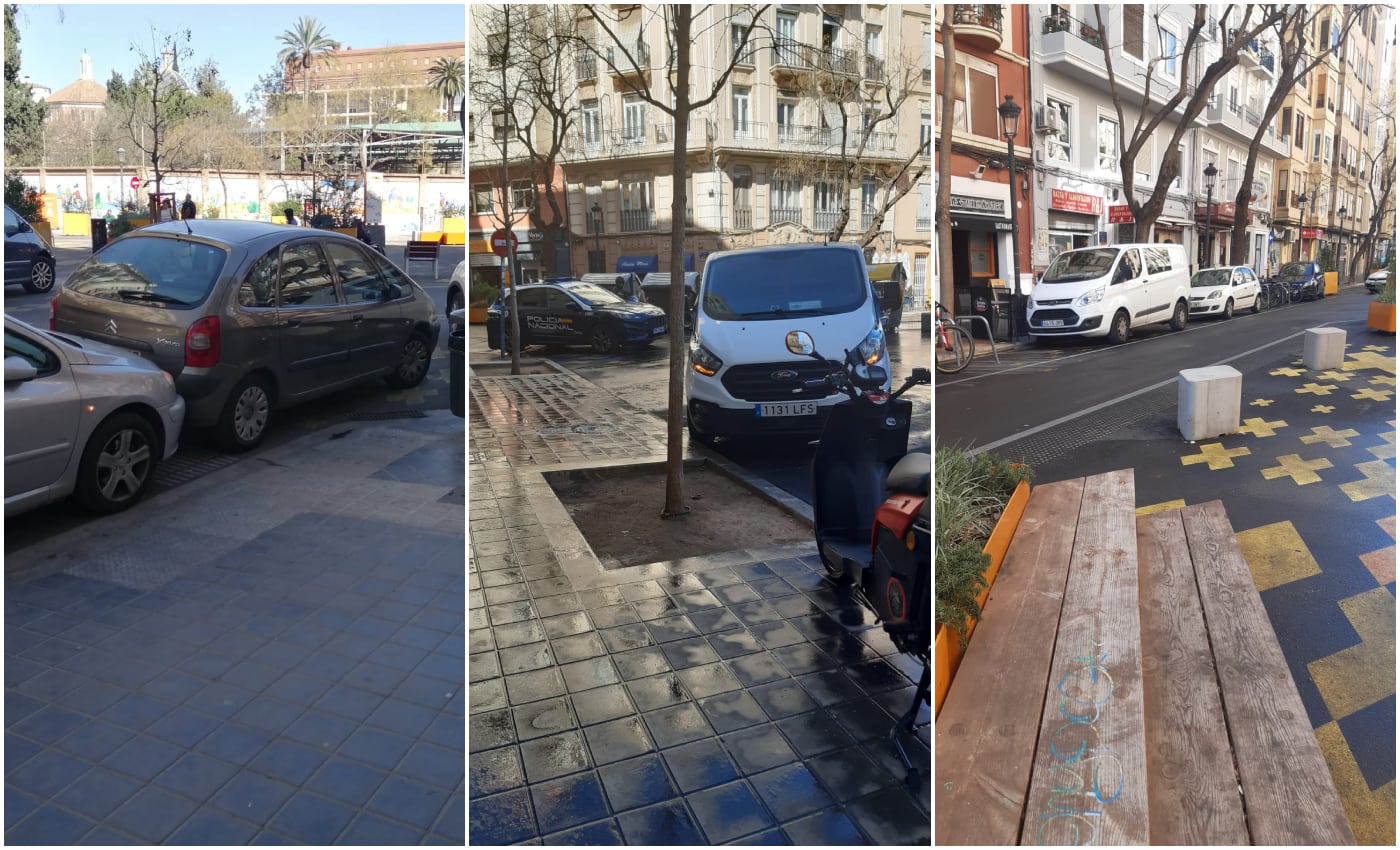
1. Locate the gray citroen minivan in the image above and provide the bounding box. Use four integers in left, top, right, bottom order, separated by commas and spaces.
50, 220, 439, 450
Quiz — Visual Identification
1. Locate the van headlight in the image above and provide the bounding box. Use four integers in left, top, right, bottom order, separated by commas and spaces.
855, 327, 885, 366
1075, 285, 1106, 307
691, 345, 722, 376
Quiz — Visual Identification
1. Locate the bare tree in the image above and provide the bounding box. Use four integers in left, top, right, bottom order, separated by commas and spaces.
1357, 91, 1395, 280
1227, 6, 1363, 266
116, 28, 196, 212
1094, 5, 1285, 235
579, 3, 769, 517
936, 13, 955, 311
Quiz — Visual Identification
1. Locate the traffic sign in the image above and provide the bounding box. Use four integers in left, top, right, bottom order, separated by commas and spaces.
490, 228, 518, 257
129, 176, 140, 190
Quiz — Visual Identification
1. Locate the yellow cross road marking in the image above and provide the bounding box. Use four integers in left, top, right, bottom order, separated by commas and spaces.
1262, 453, 1334, 485
1362, 516, 1398, 585
1362, 344, 1392, 352
1236, 520, 1322, 591
1317, 370, 1352, 382
1352, 387, 1395, 402
1296, 382, 1340, 396
1370, 375, 1396, 386
1368, 431, 1396, 461
1313, 405, 1337, 413
1249, 398, 1276, 407
1301, 425, 1361, 448
1271, 366, 1307, 377
1342, 351, 1397, 375
1181, 442, 1251, 470
1135, 499, 1186, 517
1308, 587, 1396, 721
1339, 459, 1395, 503
1314, 722, 1397, 847
1238, 417, 1287, 438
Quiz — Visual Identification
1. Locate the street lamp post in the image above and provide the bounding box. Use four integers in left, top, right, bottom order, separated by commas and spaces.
1203, 162, 1218, 268
591, 202, 603, 273
997, 95, 1023, 342
1336, 205, 1348, 281
117, 147, 126, 212
1296, 192, 1309, 263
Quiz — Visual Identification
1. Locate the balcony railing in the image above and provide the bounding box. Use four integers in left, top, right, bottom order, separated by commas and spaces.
576, 55, 597, 82
865, 55, 885, 81
861, 209, 875, 230
916, 215, 931, 231
607, 42, 651, 74
1042, 10, 1104, 48
814, 209, 842, 232
733, 206, 753, 230
620, 209, 656, 233
952, 4, 1004, 31
770, 206, 802, 225
771, 40, 861, 76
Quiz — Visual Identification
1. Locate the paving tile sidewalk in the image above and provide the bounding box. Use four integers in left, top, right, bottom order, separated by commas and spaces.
5, 412, 466, 845
468, 357, 932, 845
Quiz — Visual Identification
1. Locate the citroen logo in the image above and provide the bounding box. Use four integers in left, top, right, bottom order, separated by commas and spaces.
104, 319, 118, 335
771, 369, 798, 381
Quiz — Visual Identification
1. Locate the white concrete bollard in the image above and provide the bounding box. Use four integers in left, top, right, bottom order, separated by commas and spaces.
1178, 365, 1243, 441
1303, 327, 1346, 370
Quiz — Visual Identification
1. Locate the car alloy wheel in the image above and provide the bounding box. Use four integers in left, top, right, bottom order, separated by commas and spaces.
24, 258, 55, 294
76, 413, 157, 513
591, 325, 618, 354
1223, 298, 1234, 320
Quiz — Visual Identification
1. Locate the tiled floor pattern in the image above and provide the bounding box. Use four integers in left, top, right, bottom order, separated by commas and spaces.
6, 512, 466, 845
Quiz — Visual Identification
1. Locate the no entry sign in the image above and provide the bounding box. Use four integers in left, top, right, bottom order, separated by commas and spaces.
490, 229, 518, 257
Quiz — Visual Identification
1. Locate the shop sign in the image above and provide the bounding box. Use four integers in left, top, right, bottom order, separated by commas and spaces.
1050, 189, 1104, 215
1108, 205, 1135, 224
949, 194, 1007, 217
1301, 227, 1320, 239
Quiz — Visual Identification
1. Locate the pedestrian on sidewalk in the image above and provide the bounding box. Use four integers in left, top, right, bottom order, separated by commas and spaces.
284, 207, 299, 227
180, 194, 196, 220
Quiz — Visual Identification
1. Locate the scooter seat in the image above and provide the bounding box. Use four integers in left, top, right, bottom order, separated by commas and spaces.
886, 452, 930, 494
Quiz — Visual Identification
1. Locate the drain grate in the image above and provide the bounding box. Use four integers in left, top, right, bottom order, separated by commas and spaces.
151, 451, 242, 491
348, 410, 429, 421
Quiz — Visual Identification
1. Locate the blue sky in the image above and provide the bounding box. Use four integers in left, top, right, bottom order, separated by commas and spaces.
12, 2, 465, 109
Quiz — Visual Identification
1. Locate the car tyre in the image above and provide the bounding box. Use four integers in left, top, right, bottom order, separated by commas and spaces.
1251, 292, 1262, 314
24, 256, 55, 294
386, 332, 431, 388
1223, 298, 1234, 320
591, 324, 619, 354
1169, 299, 1188, 331
217, 374, 272, 452
75, 412, 159, 514
1107, 310, 1131, 344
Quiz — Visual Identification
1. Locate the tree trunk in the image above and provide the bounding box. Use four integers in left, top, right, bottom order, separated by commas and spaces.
663, 9, 691, 519
936, 16, 956, 311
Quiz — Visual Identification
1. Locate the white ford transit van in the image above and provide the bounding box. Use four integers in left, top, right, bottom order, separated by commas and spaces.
1027, 243, 1190, 343
686, 243, 889, 441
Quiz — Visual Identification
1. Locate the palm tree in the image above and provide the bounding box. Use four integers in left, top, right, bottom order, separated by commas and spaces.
427, 56, 465, 132
276, 16, 340, 103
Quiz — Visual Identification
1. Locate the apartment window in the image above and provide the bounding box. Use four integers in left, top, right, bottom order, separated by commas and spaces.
923, 26, 930, 84
1295, 113, 1304, 148
486, 32, 507, 68
1312, 131, 1322, 161
1122, 5, 1144, 60
1323, 134, 1332, 164
936, 54, 999, 138
917, 182, 930, 231
731, 23, 754, 65
492, 109, 513, 143
776, 11, 798, 65
620, 174, 654, 232
732, 166, 752, 229
471, 184, 493, 215
580, 100, 601, 149
861, 178, 877, 228
920, 106, 931, 153
510, 180, 534, 212
1044, 96, 1072, 163
1158, 26, 1178, 80
814, 181, 841, 231
733, 87, 752, 139
865, 24, 883, 78
776, 98, 798, 142
1097, 116, 1118, 171
770, 174, 802, 224
623, 94, 647, 143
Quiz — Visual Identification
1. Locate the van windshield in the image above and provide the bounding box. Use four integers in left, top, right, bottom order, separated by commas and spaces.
65, 235, 227, 308
702, 250, 865, 320
1040, 249, 1118, 283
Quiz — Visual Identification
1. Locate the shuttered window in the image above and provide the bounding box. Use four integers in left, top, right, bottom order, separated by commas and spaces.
1122, 6, 1144, 59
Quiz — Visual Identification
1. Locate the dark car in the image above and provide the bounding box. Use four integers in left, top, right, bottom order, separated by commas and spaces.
50, 220, 440, 451
486, 280, 667, 353
1276, 261, 1324, 301
4, 204, 57, 293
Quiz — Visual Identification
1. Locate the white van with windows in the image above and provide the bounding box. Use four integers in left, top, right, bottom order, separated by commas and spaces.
1027, 243, 1191, 343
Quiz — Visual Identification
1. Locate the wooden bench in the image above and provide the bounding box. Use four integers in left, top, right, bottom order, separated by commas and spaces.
404, 240, 440, 278
935, 469, 1354, 845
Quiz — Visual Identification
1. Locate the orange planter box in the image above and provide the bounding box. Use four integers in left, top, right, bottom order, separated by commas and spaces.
1367, 301, 1396, 333
933, 478, 1031, 718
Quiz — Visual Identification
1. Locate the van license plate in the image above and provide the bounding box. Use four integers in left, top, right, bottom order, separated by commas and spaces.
1042, 319, 1065, 327
756, 402, 817, 417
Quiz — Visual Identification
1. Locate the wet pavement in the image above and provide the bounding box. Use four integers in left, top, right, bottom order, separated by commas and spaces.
5, 412, 465, 844
468, 346, 932, 844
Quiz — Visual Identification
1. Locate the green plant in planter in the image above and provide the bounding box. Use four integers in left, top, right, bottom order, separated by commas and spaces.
469, 280, 499, 308
934, 448, 1032, 646
1377, 277, 1396, 306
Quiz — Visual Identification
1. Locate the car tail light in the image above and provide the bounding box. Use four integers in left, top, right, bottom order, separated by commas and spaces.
185, 316, 221, 367
48, 299, 56, 331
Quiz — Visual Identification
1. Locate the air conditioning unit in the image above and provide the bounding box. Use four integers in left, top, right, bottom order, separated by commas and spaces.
1034, 106, 1062, 134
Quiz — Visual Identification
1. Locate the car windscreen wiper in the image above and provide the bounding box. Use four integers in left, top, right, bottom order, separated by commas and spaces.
115, 290, 191, 306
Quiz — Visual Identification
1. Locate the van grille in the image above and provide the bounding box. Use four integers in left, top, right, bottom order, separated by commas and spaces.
1029, 309, 1081, 325
721, 361, 836, 402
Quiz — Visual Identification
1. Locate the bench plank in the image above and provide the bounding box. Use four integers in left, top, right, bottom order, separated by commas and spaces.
935, 477, 1086, 846
1020, 469, 1149, 846
1182, 501, 1356, 845
1137, 510, 1250, 845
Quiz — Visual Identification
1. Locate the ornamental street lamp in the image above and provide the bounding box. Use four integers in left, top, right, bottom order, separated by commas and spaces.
997, 94, 1024, 342
591, 202, 603, 273
117, 147, 126, 212
1203, 162, 1218, 267
1337, 205, 1348, 280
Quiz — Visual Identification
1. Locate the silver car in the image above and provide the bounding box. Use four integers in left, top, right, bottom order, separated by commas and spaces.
5, 315, 185, 516
51, 221, 440, 450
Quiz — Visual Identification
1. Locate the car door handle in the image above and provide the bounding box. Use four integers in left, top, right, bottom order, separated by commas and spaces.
285, 318, 302, 328
351, 314, 364, 323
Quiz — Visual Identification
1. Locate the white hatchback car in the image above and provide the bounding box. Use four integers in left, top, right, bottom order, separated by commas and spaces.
1189, 266, 1262, 319
5, 316, 185, 516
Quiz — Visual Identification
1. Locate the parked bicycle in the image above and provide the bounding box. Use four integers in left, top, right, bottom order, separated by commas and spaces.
1261, 277, 1290, 309
934, 302, 974, 374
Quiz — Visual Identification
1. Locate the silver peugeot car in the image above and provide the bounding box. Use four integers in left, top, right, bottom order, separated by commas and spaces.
5, 315, 185, 516
50, 220, 440, 450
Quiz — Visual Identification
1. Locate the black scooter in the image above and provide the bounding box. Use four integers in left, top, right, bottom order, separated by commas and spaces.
789, 331, 931, 783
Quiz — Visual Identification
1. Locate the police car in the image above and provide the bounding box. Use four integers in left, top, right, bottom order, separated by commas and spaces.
486, 280, 668, 353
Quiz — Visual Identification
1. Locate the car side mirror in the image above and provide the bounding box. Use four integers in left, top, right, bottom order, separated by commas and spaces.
4, 356, 38, 383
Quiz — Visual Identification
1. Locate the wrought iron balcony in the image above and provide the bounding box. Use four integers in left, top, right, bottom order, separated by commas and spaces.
576, 54, 597, 83
770, 40, 860, 79
951, 5, 1005, 49
865, 55, 885, 81
620, 209, 656, 233
861, 209, 875, 230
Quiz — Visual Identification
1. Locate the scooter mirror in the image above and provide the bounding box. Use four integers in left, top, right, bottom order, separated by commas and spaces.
911, 368, 930, 384
785, 330, 815, 356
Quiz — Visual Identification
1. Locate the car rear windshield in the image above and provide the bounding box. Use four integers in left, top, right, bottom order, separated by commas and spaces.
1040, 249, 1118, 283
701, 250, 865, 320
1192, 269, 1232, 287
1278, 262, 1312, 279
64, 235, 227, 307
